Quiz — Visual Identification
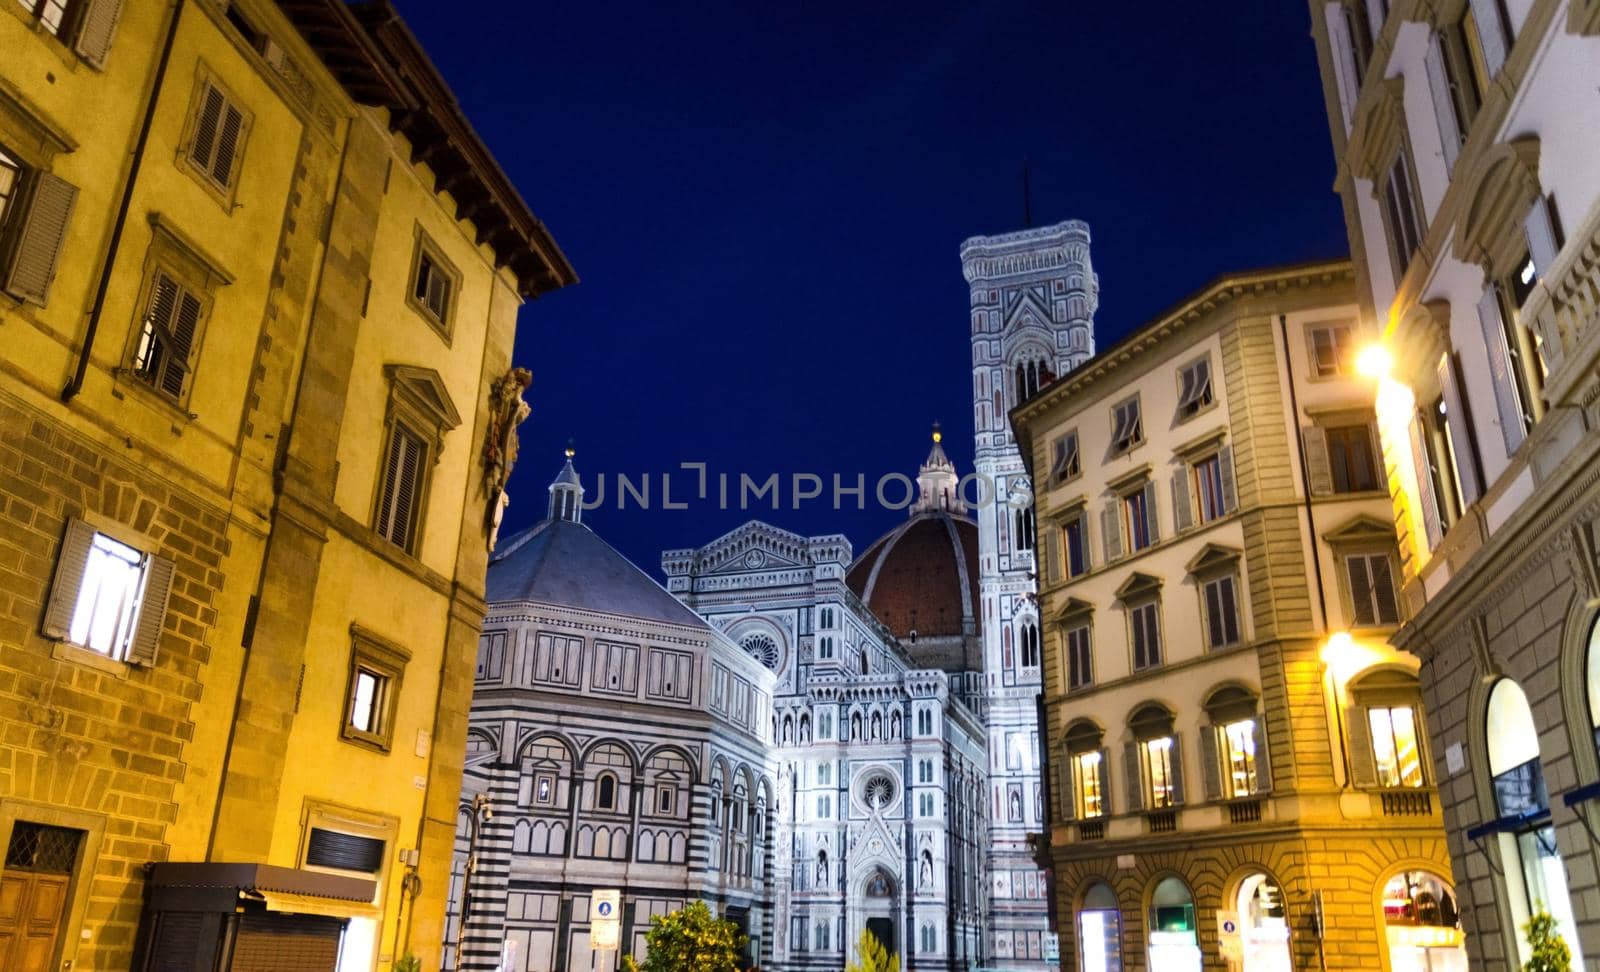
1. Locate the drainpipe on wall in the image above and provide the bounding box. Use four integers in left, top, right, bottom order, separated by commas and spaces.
62, 0, 187, 402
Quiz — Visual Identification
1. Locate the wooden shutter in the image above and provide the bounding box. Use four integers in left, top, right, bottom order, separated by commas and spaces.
72, 0, 125, 69
1131, 606, 1147, 669
211, 102, 244, 188
1100, 505, 1122, 563
1468, 0, 1508, 76
1348, 706, 1378, 787
42, 518, 98, 639
1437, 352, 1482, 504
1524, 196, 1560, 279
1097, 748, 1112, 817
1477, 286, 1526, 455
1141, 481, 1159, 544
126, 554, 174, 665
1198, 727, 1222, 801
1424, 36, 1461, 172
1042, 527, 1057, 585
1123, 744, 1143, 813
1205, 579, 1226, 648
1408, 417, 1444, 550
1371, 554, 1400, 624
1059, 760, 1075, 821
393, 428, 424, 550
3, 171, 77, 305
160, 284, 202, 398
1301, 427, 1333, 496
1171, 467, 1193, 533
1347, 555, 1377, 626
1252, 719, 1273, 792
1218, 446, 1238, 513
1327, 6, 1359, 129
190, 85, 224, 173
1169, 735, 1185, 805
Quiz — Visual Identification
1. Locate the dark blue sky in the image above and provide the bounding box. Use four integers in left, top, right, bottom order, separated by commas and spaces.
393, 0, 1349, 574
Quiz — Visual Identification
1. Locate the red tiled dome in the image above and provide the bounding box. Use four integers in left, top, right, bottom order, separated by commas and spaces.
847, 511, 980, 641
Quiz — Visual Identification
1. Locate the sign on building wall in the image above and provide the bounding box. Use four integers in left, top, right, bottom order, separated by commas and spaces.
591, 890, 622, 950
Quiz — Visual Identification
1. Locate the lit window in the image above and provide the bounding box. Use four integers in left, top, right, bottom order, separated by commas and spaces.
1073, 751, 1104, 818
1143, 736, 1176, 809
0, 145, 22, 228
1220, 720, 1260, 798
342, 629, 408, 750
131, 270, 205, 400
69, 532, 147, 659
1369, 707, 1424, 788
44, 519, 173, 666
535, 776, 554, 805
17, 0, 74, 38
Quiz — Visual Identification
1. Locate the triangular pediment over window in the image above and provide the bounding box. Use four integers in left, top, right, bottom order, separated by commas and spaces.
1321, 514, 1395, 548
1185, 543, 1242, 576
385, 364, 462, 432
1055, 596, 1094, 620
1113, 572, 1162, 602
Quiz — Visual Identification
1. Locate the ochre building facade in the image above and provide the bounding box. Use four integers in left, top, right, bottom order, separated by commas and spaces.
0, 1, 572, 969
1013, 262, 1461, 972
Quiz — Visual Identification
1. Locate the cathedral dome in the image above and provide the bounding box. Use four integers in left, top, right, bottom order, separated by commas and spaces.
846, 425, 980, 642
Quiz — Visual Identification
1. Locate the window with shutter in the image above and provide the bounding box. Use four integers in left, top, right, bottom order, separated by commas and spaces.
1326, 424, 1379, 493
1380, 149, 1424, 282
374, 422, 427, 552
130, 270, 205, 401
42, 517, 172, 665
1, 164, 77, 306
1123, 487, 1154, 553
1110, 396, 1143, 453
183, 77, 250, 198
1065, 623, 1092, 690
1130, 601, 1161, 671
1203, 574, 1240, 649
1063, 514, 1088, 578
1309, 323, 1355, 378
1175, 357, 1213, 418
1049, 431, 1081, 484
1345, 553, 1400, 626
1192, 453, 1228, 523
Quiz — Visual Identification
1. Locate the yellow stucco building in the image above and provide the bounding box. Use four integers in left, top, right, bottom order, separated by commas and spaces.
0, 1, 573, 969
1012, 262, 1462, 972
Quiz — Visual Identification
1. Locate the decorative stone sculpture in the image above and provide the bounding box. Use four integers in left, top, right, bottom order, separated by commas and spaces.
482, 367, 532, 550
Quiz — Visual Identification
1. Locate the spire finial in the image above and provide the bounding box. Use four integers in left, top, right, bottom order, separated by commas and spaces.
565, 438, 575, 459
931, 421, 942, 445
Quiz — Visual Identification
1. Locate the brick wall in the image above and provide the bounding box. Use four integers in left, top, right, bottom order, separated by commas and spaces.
0, 391, 226, 970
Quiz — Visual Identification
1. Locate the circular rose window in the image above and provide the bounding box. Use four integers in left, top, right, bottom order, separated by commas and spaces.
740, 634, 779, 671
861, 773, 896, 810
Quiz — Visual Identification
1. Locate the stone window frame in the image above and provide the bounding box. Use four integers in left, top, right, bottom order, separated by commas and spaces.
1102, 465, 1159, 563
175, 63, 254, 212
339, 625, 411, 752
6, 0, 124, 69
0, 798, 107, 972
1346, 667, 1430, 790
406, 224, 462, 343
1322, 515, 1404, 631
1198, 683, 1273, 802
0, 86, 77, 308
1170, 429, 1238, 532
1348, 78, 1428, 285
1048, 428, 1082, 486
369, 365, 461, 556
1057, 597, 1094, 693
40, 511, 174, 674
1108, 393, 1145, 456
1115, 572, 1165, 673
1186, 543, 1246, 651
1060, 720, 1108, 821
1124, 703, 1183, 813
1301, 403, 1384, 498
114, 214, 233, 417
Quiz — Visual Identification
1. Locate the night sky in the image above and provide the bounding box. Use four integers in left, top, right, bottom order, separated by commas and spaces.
392, 0, 1350, 575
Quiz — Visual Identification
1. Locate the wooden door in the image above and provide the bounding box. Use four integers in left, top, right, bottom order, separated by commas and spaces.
0, 871, 70, 972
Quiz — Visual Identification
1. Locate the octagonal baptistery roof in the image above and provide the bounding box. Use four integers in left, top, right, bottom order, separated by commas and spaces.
846, 427, 980, 658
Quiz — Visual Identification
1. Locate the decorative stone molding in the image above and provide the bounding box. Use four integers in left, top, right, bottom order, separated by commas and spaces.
1452, 136, 1542, 273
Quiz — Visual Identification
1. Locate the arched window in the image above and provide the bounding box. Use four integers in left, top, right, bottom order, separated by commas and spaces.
1014, 355, 1056, 404
1484, 678, 1583, 965
1382, 870, 1467, 969
861, 650, 870, 675
1148, 876, 1200, 970
1014, 506, 1036, 552
1077, 882, 1121, 972
1020, 622, 1040, 668
1237, 873, 1289, 969
596, 773, 617, 811
1585, 615, 1600, 753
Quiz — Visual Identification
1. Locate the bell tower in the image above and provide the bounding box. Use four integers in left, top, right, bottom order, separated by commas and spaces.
959, 219, 1097, 966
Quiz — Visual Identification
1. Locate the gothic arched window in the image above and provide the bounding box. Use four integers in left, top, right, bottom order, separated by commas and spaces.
1020, 623, 1040, 668
596, 773, 617, 811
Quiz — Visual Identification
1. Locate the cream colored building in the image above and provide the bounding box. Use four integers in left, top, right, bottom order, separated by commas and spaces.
1307, 0, 1600, 967
1012, 261, 1462, 972
0, 1, 571, 970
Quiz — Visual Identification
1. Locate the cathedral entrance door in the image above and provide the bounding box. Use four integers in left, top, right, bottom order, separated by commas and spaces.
866, 917, 895, 956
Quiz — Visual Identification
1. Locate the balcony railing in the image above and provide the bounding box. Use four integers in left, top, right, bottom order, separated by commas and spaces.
1533, 201, 1600, 406
1076, 820, 1105, 841
1227, 799, 1262, 825
1147, 810, 1177, 833
1379, 788, 1433, 816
